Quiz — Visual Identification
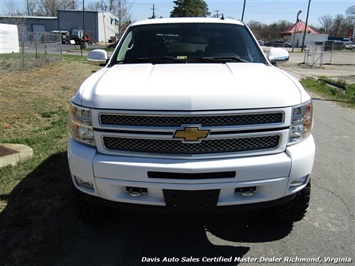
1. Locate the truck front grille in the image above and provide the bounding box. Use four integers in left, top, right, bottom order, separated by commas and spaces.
103, 135, 280, 155
100, 113, 284, 127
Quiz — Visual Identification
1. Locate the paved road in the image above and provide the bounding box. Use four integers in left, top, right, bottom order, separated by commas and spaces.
59, 72, 355, 265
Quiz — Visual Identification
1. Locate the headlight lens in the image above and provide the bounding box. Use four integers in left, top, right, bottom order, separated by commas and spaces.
69, 103, 95, 146
289, 100, 313, 145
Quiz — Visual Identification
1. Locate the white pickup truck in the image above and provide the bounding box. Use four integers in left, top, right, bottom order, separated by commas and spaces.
68, 18, 315, 223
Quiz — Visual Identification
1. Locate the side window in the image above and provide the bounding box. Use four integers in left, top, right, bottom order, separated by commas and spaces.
116, 32, 133, 61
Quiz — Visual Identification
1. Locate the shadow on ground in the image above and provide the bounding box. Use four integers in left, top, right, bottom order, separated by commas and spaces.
0, 152, 293, 266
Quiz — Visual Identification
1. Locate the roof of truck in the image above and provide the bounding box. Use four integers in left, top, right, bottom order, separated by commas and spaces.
131, 17, 245, 27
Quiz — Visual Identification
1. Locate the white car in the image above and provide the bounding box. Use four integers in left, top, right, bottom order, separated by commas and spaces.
68, 18, 315, 223
345, 42, 355, 50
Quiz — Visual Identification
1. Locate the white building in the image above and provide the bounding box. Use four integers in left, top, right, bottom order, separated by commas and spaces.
0, 10, 120, 43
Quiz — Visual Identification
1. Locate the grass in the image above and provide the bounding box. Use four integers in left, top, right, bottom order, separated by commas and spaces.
0, 57, 100, 265
300, 77, 355, 108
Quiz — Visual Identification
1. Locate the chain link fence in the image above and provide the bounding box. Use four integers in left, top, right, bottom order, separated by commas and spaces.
0, 31, 63, 74
304, 41, 345, 67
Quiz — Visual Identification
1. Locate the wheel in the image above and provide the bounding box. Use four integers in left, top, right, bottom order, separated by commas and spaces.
268, 181, 311, 224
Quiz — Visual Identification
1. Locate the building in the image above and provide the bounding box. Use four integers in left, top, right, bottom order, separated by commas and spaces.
0, 10, 119, 43
281, 21, 328, 48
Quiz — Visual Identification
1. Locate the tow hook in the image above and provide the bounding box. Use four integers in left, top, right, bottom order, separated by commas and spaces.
235, 186, 257, 197
126, 187, 148, 197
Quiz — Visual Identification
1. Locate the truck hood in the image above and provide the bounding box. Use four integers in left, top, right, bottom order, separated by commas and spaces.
75, 63, 303, 110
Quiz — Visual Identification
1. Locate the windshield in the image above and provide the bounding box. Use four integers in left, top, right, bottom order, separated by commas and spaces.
112, 23, 266, 64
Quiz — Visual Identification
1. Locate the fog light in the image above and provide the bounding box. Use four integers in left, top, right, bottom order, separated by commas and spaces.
290, 175, 308, 187
74, 176, 94, 190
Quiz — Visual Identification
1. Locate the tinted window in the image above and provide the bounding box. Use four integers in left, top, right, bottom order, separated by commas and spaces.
113, 23, 265, 64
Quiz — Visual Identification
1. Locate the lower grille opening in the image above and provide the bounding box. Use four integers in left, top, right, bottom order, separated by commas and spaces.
148, 171, 236, 179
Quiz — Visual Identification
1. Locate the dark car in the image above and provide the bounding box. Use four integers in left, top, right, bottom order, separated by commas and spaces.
273, 40, 291, 48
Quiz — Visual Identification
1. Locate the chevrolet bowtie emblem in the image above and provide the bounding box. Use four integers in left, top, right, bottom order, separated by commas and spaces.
173, 126, 210, 142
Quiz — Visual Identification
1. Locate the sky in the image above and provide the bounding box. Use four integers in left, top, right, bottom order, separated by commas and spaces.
1, 0, 354, 27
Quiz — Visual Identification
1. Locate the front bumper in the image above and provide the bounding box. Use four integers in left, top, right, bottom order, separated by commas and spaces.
68, 136, 315, 211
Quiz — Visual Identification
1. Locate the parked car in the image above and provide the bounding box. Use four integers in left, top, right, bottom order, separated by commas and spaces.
51, 30, 69, 44
70, 33, 93, 45
273, 40, 291, 48
344, 42, 355, 50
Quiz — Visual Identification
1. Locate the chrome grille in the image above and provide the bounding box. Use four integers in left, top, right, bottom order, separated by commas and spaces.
100, 113, 284, 127
103, 135, 280, 155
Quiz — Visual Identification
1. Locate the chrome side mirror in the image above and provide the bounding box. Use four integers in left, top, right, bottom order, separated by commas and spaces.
268, 48, 289, 65
87, 49, 108, 66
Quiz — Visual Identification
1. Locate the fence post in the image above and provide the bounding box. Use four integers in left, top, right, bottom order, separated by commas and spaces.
21, 32, 25, 71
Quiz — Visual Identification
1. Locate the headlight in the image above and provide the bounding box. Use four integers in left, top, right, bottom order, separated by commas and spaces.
69, 103, 95, 146
288, 100, 313, 145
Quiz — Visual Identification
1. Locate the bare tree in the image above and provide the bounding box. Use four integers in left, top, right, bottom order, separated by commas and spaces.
87, 1, 108, 11
330, 14, 350, 36
86, 0, 132, 34
4, 0, 23, 15
116, 0, 132, 34
345, 5, 355, 16
318, 15, 333, 33
345, 5, 355, 26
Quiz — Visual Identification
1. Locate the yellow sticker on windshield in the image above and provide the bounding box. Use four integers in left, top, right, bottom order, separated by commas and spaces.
177, 56, 187, 60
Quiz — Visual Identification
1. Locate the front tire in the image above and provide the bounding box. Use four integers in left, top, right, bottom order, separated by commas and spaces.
269, 181, 311, 224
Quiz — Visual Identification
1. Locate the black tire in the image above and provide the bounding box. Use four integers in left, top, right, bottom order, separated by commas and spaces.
269, 181, 311, 224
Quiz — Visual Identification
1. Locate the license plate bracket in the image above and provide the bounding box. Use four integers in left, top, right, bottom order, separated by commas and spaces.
163, 189, 220, 211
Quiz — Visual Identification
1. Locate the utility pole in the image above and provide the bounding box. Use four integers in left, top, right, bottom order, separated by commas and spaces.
150, 4, 156, 19
214, 10, 220, 18
292, 10, 302, 52
241, 0, 246, 21
301, 0, 311, 52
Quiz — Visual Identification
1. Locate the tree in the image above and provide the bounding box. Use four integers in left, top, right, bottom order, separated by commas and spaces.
116, 0, 132, 34
4, 0, 23, 15
345, 5, 355, 26
248, 20, 292, 41
318, 15, 333, 33
345, 5, 355, 16
34, 0, 78, 16
86, 0, 132, 34
331, 14, 349, 36
170, 0, 210, 17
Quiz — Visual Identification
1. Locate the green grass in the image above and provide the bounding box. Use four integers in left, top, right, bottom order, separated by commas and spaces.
300, 77, 355, 108
0, 58, 100, 265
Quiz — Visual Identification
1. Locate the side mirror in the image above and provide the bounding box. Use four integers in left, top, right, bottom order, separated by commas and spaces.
87, 49, 108, 66
268, 48, 289, 66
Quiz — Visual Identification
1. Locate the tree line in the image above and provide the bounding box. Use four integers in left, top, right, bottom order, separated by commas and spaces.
3, 0, 355, 39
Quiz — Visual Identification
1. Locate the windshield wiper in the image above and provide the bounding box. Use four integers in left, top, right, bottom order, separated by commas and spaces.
136, 56, 182, 63
190, 56, 248, 63
113, 56, 248, 65
113, 56, 182, 65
